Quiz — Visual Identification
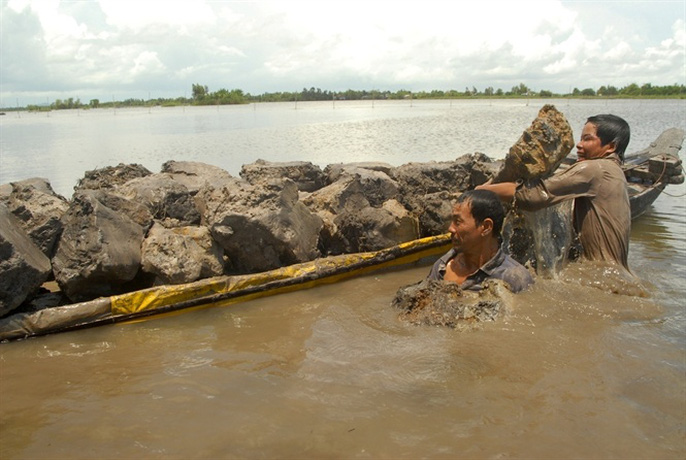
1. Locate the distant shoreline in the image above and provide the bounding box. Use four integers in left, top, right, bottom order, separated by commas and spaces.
4, 80, 685, 112
2, 94, 684, 113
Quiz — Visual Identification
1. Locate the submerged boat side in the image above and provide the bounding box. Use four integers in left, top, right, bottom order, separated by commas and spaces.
0, 234, 452, 342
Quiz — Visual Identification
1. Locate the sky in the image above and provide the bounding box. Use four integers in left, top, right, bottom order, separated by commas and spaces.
1, 0, 685, 106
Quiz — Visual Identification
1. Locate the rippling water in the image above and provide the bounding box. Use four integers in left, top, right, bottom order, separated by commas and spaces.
1, 99, 685, 458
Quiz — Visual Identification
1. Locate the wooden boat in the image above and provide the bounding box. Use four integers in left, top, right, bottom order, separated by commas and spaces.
1, 129, 682, 342
559, 127, 684, 219
623, 128, 684, 218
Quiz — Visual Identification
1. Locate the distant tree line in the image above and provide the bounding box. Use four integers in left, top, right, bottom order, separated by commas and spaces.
17, 82, 685, 112
191, 84, 246, 105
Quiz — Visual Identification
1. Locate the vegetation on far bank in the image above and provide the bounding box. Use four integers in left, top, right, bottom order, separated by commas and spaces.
6, 82, 685, 112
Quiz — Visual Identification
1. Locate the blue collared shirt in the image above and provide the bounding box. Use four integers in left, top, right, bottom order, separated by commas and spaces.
427, 246, 534, 293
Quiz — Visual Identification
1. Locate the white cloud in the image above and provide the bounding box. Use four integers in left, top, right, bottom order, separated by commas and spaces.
1, 0, 684, 105
132, 50, 166, 76
99, 0, 215, 30
604, 41, 632, 61
6, 0, 32, 12
674, 18, 686, 46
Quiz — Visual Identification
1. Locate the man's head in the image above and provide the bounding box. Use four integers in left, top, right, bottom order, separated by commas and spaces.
449, 190, 505, 252
583, 114, 631, 162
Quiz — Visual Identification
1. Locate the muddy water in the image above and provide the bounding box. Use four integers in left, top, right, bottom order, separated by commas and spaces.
1, 99, 685, 458
0, 261, 682, 458
1, 233, 684, 459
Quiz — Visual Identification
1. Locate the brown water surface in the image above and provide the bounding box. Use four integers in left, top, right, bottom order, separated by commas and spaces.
1, 255, 683, 459
1, 100, 684, 458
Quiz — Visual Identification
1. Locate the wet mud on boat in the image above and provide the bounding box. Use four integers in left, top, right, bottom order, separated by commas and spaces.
1, 129, 683, 342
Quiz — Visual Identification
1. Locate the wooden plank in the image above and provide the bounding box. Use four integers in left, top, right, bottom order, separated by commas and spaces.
625, 127, 685, 165
648, 155, 682, 175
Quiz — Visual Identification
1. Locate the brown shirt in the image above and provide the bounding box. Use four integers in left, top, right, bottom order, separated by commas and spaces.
515, 155, 631, 269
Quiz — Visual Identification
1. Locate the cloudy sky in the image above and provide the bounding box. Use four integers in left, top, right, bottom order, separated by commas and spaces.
1, 0, 684, 106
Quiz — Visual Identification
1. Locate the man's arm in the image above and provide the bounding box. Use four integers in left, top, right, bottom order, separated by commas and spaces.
475, 181, 517, 202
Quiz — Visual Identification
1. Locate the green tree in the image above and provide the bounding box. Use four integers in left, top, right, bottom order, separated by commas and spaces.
192, 83, 208, 101
390, 89, 412, 100
511, 83, 530, 96
620, 83, 641, 96
598, 85, 618, 96
214, 88, 245, 104
640, 83, 655, 95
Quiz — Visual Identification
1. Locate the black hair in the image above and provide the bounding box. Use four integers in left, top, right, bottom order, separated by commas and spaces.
456, 189, 505, 238
586, 114, 631, 162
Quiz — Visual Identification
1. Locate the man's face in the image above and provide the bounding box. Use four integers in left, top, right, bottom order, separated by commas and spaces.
576, 122, 615, 161
448, 201, 482, 252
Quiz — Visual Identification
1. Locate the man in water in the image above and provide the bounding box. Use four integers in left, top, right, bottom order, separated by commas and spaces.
428, 189, 533, 292
477, 114, 631, 270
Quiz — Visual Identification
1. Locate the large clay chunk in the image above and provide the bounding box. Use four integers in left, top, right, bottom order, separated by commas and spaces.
333, 199, 419, 253
302, 167, 419, 254
494, 104, 574, 183
74, 163, 152, 192
5, 178, 69, 258
117, 174, 201, 227
0, 204, 52, 317
141, 223, 224, 285
392, 279, 511, 328
51, 191, 146, 302
240, 159, 327, 192
161, 160, 234, 195
202, 178, 323, 273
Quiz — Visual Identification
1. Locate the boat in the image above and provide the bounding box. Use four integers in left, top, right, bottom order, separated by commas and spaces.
560, 127, 684, 219
0, 234, 453, 342
1, 129, 682, 342
623, 128, 684, 218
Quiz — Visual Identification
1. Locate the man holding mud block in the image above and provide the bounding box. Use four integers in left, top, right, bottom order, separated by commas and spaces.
428, 189, 533, 293
478, 114, 631, 270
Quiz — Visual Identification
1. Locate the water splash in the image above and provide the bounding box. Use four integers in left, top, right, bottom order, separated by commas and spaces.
504, 200, 573, 278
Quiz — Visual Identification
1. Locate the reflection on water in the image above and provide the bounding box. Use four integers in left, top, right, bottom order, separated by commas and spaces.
1, 100, 685, 458
2, 99, 683, 198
